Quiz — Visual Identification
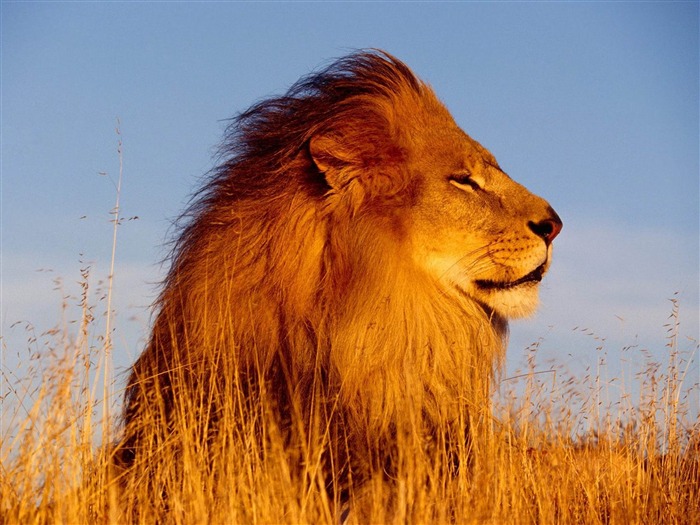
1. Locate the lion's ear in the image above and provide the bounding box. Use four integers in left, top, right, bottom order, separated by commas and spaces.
309, 133, 353, 190
309, 127, 407, 199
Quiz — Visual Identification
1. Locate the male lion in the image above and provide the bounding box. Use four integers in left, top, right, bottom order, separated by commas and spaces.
116, 50, 561, 519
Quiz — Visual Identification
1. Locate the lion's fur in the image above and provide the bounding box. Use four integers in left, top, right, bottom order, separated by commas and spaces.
116, 50, 560, 510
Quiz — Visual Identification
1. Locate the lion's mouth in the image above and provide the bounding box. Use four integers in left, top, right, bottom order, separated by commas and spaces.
475, 263, 546, 291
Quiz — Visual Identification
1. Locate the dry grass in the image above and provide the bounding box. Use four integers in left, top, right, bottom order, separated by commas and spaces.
1, 269, 697, 524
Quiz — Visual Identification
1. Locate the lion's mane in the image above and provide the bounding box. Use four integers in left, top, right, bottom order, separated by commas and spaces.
118, 50, 507, 493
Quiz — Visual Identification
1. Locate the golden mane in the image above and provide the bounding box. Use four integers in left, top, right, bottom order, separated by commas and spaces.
116, 50, 560, 517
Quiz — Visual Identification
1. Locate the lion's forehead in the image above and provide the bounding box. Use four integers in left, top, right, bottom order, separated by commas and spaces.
406, 124, 499, 177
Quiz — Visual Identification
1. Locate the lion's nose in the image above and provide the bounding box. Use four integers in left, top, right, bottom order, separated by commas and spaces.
528, 209, 562, 245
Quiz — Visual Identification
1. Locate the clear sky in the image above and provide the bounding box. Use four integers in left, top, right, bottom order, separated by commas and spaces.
2, 2, 698, 418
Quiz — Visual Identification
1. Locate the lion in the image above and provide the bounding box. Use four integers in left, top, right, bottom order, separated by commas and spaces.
115, 50, 561, 519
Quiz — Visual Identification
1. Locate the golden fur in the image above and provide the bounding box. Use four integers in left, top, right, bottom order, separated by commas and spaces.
117, 50, 561, 502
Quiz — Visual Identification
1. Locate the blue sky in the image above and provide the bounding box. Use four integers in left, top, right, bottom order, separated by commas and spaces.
2, 2, 698, 418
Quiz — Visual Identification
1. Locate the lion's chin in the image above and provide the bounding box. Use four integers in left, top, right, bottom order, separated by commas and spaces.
470, 262, 548, 319
479, 283, 541, 319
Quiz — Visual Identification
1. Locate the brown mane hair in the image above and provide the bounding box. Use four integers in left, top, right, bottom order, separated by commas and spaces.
116, 50, 507, 514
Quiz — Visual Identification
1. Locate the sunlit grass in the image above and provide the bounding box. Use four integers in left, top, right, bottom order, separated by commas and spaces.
1, 266, 697, 524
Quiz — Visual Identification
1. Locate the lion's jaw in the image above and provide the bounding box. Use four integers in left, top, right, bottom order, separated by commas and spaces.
473, 239, 556, 318
425, 245, 551, 320
471, 264, 546, 319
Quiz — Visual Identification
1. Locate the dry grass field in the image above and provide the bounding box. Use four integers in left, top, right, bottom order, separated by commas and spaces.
1, 270, 697, 525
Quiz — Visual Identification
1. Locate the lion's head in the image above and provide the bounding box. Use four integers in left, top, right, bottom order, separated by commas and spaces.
118, 50, 561, 512
308, 68, 561, 321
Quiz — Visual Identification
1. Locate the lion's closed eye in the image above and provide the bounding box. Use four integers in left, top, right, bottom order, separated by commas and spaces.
449, 172, 481, 191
